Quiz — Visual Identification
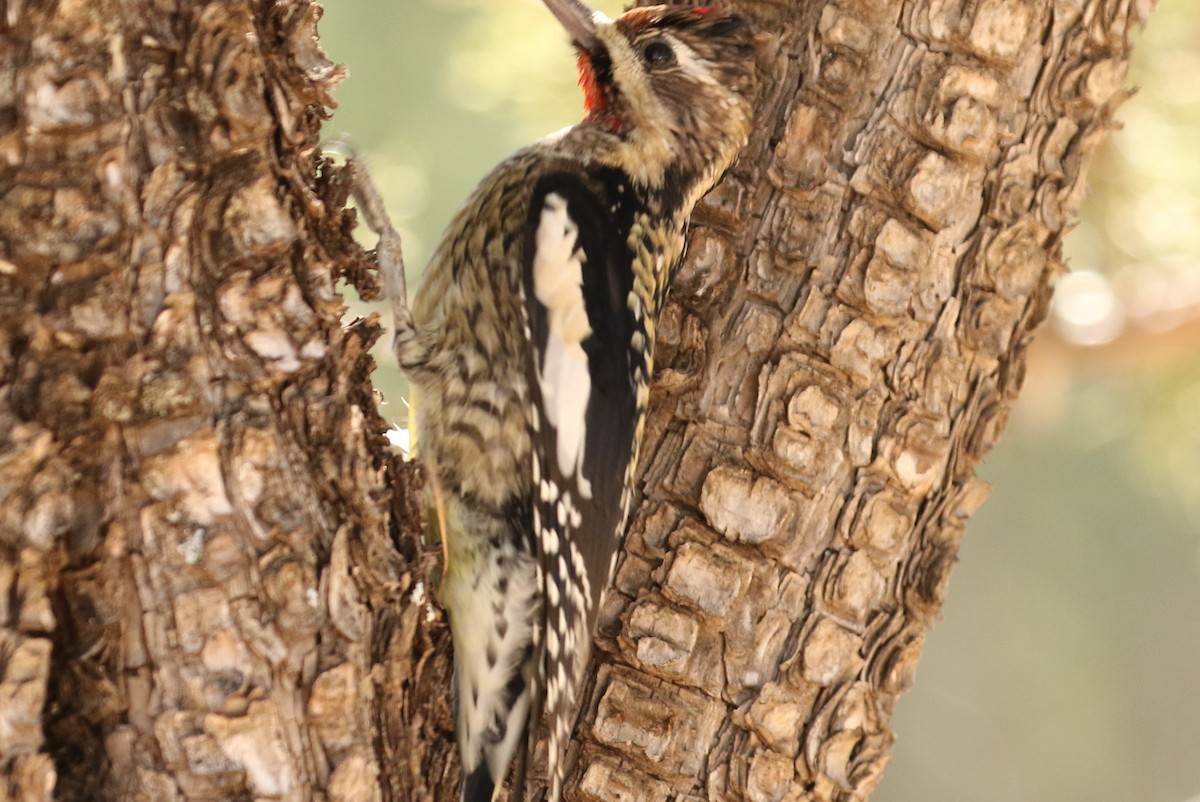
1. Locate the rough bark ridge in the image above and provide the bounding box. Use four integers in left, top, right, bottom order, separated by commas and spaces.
565, 0, 1148, 800
0, 1, 453, 800
0, 0, 1151, 800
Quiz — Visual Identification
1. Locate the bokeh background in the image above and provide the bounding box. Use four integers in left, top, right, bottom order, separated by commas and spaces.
319, 1, 1200, 799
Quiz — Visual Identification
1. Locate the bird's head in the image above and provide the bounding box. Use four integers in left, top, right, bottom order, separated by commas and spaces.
544, 0, 761, 205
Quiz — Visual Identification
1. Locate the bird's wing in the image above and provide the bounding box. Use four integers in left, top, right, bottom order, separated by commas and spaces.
520, 170, 639, 798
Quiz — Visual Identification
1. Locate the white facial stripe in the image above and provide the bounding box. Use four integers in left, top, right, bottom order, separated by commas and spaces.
598, 26, 671, 186
664, 35, 720, 86
533, 193, 594, 497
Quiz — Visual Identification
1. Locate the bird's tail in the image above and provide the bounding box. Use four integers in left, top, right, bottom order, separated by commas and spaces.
460, 763, 497, 802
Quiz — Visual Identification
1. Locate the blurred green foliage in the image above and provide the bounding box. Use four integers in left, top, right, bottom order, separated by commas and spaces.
319, 0, 1200, 799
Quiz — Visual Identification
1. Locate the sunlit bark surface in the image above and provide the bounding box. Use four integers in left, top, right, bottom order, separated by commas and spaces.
0, 0, 1149, 801
0, 1, 441, 800
569, 0, 1149, 800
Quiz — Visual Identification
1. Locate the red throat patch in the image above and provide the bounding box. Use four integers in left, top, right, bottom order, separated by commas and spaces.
576, 50, 605, 116
575, 50, 624, 132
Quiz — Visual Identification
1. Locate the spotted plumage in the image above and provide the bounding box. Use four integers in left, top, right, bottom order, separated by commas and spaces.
391, 2, 759, 800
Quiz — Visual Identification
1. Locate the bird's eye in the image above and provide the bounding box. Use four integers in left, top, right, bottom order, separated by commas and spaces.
642, 40, 675, 67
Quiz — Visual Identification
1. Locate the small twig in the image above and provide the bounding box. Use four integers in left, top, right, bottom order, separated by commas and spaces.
353, 165, 410, 337
325, 138, 414, 353
326, 141, 438, 535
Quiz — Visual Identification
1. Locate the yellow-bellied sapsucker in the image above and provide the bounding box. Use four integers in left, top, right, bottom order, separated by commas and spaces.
392, 2, 758, 800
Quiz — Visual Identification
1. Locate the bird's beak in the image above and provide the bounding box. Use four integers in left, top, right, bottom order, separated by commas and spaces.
541, 0, 600, 52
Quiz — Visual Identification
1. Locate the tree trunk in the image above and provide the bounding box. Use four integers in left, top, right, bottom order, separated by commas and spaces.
576, 1, 1150, 800
0, 1, 1149, 802
0, 1, 444, 800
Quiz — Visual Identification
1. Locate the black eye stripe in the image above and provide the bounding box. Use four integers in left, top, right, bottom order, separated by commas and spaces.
708, 16, 745, 37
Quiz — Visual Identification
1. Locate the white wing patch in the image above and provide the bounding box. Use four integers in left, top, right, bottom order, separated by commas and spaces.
533, 192, 594, 498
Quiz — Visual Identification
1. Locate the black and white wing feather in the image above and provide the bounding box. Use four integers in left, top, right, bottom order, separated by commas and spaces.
520, 172, 638, 799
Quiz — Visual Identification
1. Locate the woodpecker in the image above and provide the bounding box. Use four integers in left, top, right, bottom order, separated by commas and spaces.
389, 2, 758, 800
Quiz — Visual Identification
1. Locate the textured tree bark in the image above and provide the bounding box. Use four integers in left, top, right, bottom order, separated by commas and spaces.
568, 0, 1152, 800
0, 0, 1150, 802
0, 1, 446, 800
